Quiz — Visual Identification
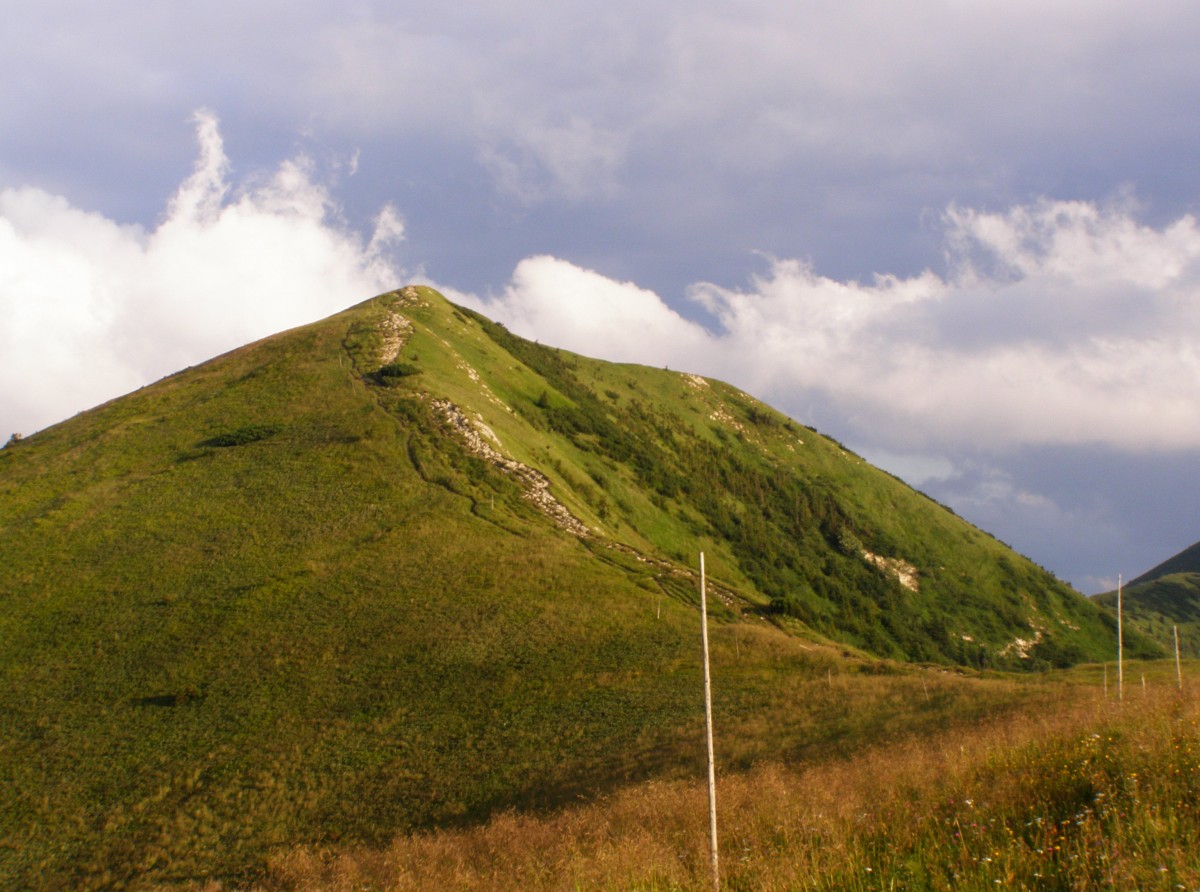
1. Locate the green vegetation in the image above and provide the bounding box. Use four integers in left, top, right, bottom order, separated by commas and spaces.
261, 674, 1200, 891
456, 302, 1149, 669
1131, 539, 1200, 584
374, 361, 421, 382
0, 286, 1157, 885
1096, 572, 1200, 658
1093, 537, 1200, 659
203, 423, 283, 447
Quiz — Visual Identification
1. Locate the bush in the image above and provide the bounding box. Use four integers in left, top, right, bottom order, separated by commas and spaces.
771, 593, 812, 622
1029, 635, 1089, 669
834, 526, 863, 557
204, 424, 282, 448
376, 361, 421, 381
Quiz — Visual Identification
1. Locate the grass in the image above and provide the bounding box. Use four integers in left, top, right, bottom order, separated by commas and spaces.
1095, 573, 1200, 658
448, 300, 1146, 668
0, 286, 1162, 886
253, 670, 1200, 891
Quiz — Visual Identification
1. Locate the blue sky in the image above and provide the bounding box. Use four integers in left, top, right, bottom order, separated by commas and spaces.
4, 1, 1200, 592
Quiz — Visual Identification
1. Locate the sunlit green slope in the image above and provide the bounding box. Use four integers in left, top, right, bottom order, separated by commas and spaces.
0, 286, 1147, 886
399, 290, 1136, 668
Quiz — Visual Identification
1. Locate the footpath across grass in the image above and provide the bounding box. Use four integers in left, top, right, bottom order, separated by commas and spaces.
251, 668, 1200, 892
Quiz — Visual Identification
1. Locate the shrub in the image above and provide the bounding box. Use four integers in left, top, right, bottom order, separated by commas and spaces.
203, 424, 282, 448
834, 526, 864, 557
376, 361, 421, 381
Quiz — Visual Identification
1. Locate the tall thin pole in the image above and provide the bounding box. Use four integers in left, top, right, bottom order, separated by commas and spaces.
699, 552, 719, 892
1175, 625, 1183, 691
1117, 574, 1124, 704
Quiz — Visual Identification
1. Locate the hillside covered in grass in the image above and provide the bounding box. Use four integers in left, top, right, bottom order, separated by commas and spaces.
0, 286, 1152, 886
1096, 565, 1200, 659
1132, 539, 1200, 584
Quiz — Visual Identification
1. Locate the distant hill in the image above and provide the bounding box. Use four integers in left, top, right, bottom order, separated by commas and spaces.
1131, 540, 1200, 585
1095, 539, 1200, 659
1, 286, 1151, 885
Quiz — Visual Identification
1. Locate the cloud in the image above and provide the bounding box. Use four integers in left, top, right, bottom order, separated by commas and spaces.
479, 117, 629, 203
0, 110, 402, 438
297, 1, 1200, 200
467, 197, 1200, 454
10, 105, 1196, 464
9, 1, 1200, 302
453, 255, 709, 362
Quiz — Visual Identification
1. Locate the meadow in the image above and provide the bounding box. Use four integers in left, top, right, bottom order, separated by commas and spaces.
0, 287, 1177, 887
250, 666, 1199, 891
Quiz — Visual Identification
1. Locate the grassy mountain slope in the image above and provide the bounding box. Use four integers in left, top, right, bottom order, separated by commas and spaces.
0, 286, 1146, 885
430, 294, 1136, 669
1131, 540, 1200, 584
1093, 538, 1200, 658
1096, 570, 1200, 659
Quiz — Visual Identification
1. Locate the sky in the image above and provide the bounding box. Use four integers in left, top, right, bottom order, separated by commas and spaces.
3, 1, 1200, 593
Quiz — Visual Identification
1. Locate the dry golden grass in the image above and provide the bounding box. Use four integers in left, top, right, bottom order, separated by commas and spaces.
227, 676, 1200, 891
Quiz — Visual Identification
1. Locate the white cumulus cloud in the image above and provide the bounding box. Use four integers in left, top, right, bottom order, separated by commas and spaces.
454, 255, 709, 364
466, 197, 1200, 454
0, 110, 403, 438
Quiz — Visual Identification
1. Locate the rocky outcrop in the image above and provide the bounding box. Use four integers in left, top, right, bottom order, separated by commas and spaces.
1000, 629, 1044, 660
863, 549, 920, 592
431, 398, 592, 538
377, 286, 425, 365
377, 312, 413, 365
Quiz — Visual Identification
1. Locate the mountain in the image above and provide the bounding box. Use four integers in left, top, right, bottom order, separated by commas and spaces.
1094, 540, 1200, 659
0, 286, 1148, 885
1131, 540, 1200, 584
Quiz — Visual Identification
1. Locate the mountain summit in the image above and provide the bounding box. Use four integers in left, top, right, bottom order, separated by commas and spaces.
1, 286, 1140, 884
